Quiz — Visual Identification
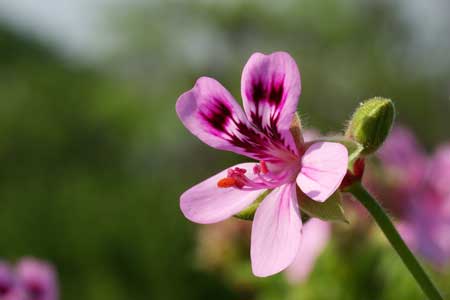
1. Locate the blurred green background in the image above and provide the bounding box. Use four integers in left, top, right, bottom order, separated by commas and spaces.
0, 1, 449, 299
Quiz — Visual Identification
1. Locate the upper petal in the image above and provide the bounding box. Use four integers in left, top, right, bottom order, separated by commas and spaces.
176, 77, 294, 161
180, 163, 266, 224
297, 142, 348, 202
241, 52, 301, 155
251, 183, 302, 277
285, 218, 331, 283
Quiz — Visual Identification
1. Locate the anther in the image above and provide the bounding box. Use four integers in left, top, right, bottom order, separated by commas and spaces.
253, 165, 261, 174
260, 160, 269, 174
217, 177, 237, 188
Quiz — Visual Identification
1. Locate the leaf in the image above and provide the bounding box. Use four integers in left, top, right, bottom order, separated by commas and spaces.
298, 189, 348, 223
233, 190, 271, 221
318, 136, 364, 167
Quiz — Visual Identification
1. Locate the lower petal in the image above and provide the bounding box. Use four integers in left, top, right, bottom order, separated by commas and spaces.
297, 142, 348, 202
180, 163, 265, 224
251, 183, 302, 277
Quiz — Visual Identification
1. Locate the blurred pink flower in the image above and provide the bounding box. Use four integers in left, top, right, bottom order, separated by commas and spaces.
400, 144, 450, 266
0, 262, 14, 298
428, 144, 450, 198
399, 192, 450, 267
365, 126, 427, 217
371, 126, 450, 267
177, 51, 348, 277
15, 258, 58, 300
377, 126, 427, 187
285, 218, 331, 283
0, 258, 59, 300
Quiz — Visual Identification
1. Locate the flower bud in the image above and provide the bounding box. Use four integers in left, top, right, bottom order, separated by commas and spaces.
346, 97, 395, 155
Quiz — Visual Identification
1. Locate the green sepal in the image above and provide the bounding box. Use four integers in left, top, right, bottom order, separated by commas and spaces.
317, 136, 364, 167
233, 190, 271, 221
298, 189, 348, 223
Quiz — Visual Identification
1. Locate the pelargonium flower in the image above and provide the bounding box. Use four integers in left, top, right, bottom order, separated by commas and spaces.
176, 52, 348, 276
0, 261, 14, 298
400, 144, 450, 266
377, 126, 427, 189
365, 126, 428, 217
15, 258, 58, 300
370, 127, 450, 266
428, 144, 450, 198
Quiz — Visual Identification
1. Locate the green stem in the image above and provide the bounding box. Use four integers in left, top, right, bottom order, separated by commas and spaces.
348, 182, 443, 300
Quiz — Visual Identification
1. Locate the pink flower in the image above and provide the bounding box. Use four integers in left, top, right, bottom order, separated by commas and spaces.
399, 190, 450, 267
0, 262, 14, 298
15, 258, 59, 300
367, 126, 428, 217
428, 144, 450, 198
176, 52, 348, 277
377, 126, 427, 189
285, 218, 331, 283
372, 127, 450, 267
402, 144, 450, 266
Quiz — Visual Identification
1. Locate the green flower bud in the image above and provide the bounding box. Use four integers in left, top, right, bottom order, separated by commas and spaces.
346, 97, 395, 155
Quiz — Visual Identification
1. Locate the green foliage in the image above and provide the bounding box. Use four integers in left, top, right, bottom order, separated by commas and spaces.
0, 26, 233, 300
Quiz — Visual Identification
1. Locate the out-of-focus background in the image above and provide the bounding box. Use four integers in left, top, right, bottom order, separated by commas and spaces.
0, 1, 449, 299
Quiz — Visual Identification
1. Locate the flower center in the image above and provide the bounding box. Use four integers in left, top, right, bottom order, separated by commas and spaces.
217, 160, 292, 190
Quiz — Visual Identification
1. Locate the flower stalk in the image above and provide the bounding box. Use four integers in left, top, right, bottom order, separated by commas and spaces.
348, 182, 444, 300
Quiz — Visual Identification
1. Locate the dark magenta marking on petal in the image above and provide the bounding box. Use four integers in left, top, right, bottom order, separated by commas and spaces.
197, 95, 295, 161
251, 80, 267, 105
268, 78, 284, 106
199, 97, 233, 132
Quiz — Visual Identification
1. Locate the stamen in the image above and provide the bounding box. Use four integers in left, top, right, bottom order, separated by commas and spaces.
260, 160, 269, 174
253, 164, 261, 174
218, 167, 247, 188
217, 177, 236, 188
217, 163, 282, 190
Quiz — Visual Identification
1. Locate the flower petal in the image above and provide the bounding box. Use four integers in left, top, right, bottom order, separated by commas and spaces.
297, 142, 348, 202
378, 126, 427, 187
180, 163, 266, 224
176, 77, 292, 161
285, 219, 331, 283
251, 183, 302, 277
16, 258, 59, 300
241, 52, 301, 154
0, 261, 14, 294
428, 144, 450, 197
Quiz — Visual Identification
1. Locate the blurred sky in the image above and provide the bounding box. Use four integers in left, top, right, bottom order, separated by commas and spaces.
0, 0, 124, 62
0, 0, 449, 74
